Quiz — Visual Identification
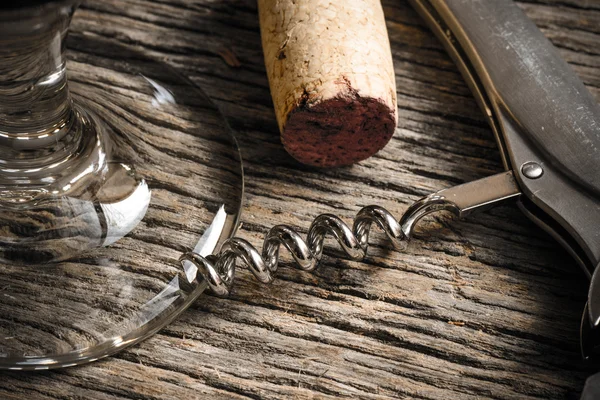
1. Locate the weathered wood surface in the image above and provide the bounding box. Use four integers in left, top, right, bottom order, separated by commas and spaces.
1, 0, 599, 398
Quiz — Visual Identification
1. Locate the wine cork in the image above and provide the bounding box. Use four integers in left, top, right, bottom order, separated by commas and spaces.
258, 0, 397, 167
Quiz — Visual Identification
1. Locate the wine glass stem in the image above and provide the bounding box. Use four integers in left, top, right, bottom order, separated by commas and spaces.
0, 2, 78, 151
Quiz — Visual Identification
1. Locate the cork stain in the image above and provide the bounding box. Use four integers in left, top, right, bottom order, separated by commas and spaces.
283, 76, 396, 168
335, 75, 360, 98
298, 87, 311, 108
277, 37, 289, 60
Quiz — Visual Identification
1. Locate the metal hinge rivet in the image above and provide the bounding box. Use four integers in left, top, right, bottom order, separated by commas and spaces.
521, 161, 544, 179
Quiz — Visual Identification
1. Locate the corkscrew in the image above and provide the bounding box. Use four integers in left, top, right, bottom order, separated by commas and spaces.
180, 171, 520, 297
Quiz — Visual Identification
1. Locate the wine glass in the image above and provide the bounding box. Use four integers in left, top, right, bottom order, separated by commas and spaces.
0, 0, 244, 369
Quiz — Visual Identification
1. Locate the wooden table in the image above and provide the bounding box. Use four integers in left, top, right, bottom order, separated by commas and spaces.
2, 0, 599, 398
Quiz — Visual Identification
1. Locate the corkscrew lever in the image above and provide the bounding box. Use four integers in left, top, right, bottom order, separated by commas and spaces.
409, 0, 600, 358
400, 171, 519, 238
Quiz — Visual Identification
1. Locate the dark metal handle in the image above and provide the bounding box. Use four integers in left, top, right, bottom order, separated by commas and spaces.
412, 0, 600, 196
410, 0, 600, 361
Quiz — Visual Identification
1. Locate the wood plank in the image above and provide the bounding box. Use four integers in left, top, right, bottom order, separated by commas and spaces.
1, 0, 599, 398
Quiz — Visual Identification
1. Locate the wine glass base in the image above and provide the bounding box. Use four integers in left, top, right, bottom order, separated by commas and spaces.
0, 103, 151, 263
0, 37, 244, 370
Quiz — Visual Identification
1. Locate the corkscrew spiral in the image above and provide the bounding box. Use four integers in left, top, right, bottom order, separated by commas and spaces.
179, 198, 448, 296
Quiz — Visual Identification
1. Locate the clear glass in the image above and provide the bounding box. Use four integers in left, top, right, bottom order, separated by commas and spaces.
0, 1, 244, 369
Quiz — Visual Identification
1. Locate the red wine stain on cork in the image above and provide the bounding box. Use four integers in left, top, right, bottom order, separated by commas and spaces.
282, 78, 396, 168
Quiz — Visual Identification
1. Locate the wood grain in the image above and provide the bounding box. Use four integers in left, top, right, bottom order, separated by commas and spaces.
1, 0, 599, 398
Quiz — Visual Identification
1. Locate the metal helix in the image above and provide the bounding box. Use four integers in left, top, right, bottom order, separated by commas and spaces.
179, 171, 521, 296
179, 205, 422, 297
